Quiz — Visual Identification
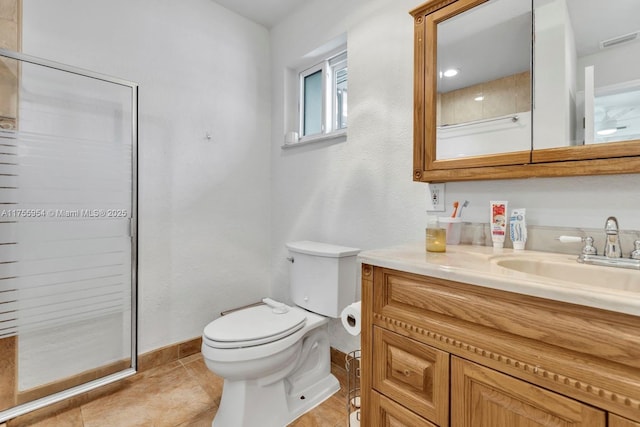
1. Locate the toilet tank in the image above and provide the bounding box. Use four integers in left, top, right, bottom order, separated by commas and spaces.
286, 241, 360, 318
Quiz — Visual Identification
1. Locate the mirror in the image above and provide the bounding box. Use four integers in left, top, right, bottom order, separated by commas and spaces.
436, 0, 531, 160
535, 0, 640, 149
410, 0, 640, 182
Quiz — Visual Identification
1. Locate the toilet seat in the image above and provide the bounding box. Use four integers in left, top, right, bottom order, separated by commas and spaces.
204, 303, 306, 349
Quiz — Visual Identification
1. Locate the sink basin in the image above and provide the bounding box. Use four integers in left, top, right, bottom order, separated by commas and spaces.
493, 255, 640, 293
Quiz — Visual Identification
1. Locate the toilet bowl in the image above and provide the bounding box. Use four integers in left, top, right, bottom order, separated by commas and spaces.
202, 302, 337, 427
202, 241, 360, 427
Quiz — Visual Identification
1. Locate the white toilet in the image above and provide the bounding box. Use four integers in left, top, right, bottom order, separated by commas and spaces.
201, 241, 360, 427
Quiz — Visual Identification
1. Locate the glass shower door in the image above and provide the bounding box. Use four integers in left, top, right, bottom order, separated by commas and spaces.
0, 49, 137, 420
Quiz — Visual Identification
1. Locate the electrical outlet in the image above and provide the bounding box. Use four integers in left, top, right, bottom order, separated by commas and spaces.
427, 183, 445, 212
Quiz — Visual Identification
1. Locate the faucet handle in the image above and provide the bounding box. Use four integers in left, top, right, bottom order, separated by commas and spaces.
631, 240, 640, 260
556, 235, 597, 255
582, 236, 597, 255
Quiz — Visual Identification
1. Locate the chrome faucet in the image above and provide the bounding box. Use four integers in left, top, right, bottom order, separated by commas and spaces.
603, 216, 622, 258
560, 216, 640, 270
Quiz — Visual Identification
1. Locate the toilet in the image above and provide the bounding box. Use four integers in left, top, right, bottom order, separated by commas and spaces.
201, 241, 360, 427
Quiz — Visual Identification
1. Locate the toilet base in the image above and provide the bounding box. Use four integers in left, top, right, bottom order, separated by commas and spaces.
286, 372, 340, 424
209, 322, 337, 427
212, 372, 339, 427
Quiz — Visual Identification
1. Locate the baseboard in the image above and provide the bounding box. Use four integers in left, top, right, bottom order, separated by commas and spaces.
330, 347, 348, 369
138, 337, 202, 372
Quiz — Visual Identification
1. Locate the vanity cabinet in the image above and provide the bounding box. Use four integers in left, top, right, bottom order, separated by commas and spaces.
360, 264, 640, 426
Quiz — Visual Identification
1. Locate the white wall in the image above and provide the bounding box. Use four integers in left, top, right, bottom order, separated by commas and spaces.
270, 0, 424, 353
270, 0, 640, 354
21, 0, 272, 354
18, 0, 640, 363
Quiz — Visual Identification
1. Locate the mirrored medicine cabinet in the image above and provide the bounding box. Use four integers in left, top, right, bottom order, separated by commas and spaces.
411, 0, 640, 182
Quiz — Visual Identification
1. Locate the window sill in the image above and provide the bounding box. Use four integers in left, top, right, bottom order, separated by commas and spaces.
281, 129, 347, 149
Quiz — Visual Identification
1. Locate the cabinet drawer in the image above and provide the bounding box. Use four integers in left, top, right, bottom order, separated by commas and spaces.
372, 326, 449, 426
371, 390, 438, 427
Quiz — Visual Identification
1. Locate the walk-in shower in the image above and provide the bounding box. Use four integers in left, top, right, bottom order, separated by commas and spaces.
0, 48, 137, 422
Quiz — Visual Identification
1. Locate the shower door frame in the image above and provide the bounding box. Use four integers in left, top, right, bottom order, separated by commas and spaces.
0, 48, 138, 423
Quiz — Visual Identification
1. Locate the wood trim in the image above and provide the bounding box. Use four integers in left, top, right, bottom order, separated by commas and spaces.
360, 263, 374, 427
532, 140, 640, 163
413, 12, 426, 181
409, 0, 458, 19
415, 155, 640, 182
429, 151, 530, 170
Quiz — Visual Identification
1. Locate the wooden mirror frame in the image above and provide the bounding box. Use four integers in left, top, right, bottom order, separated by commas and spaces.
411, 0, 640, 183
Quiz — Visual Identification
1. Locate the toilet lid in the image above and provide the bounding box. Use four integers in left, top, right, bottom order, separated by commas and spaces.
204, 304, 306, 348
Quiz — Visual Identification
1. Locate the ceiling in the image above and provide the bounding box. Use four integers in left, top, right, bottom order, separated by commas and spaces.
213, 0, 305, 28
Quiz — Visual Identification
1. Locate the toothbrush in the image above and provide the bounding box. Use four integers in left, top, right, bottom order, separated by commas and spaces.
456, 200, 469, 218
451, 201, 459, 218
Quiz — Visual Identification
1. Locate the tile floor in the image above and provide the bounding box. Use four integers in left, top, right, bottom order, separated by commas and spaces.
10, 353, 350, 427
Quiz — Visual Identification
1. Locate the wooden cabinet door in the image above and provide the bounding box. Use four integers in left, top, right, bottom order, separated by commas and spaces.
610, 414, 640, 427
451, 357, 605, 427
371, 391, 438, 427
373, 326, 449, 426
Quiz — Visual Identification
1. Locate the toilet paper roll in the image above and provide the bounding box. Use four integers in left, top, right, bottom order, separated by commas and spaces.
341, 301, 362, 336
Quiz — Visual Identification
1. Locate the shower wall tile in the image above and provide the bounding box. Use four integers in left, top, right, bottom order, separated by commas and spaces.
515, 70, 531, 113
454, 85, 483, 123
483, 74, 516, 118
0, 336, 16, 411
0, 0, 20, 130
439, 71, 531, 125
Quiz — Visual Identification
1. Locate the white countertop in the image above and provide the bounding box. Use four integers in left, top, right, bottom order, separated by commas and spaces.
358, 242, 640, 317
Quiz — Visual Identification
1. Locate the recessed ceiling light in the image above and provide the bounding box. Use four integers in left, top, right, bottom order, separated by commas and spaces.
443, 68, 459, 78
596, 115, 618, 136
596, 128, 618, 136
474, 96, 484, 101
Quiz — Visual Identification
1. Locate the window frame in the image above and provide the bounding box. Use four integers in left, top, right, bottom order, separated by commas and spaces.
296, 49, 348, 145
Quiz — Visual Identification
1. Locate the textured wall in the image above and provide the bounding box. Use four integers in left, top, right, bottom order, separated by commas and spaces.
22, 0, 272, 357
270, 0, 640, 354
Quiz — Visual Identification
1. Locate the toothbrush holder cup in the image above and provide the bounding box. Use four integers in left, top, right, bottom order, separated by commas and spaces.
438, 217, 463, 245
